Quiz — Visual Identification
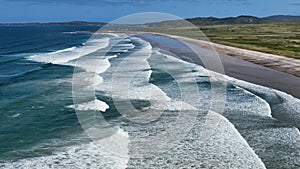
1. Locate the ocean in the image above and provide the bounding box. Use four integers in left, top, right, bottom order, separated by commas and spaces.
0, 26, 299, 169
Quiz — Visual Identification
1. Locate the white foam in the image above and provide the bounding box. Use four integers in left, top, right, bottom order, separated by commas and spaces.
125, 111, 266, 169
199, 111, 266, 168
96, 37, 198, 113
101, 33, 121, 38
115, 43, 135, 49
71, 55, 117, 74
152, 100, 198, 111
223, 75, 300, 128
27, 37, 109, 65
72, 72, 103, 88
1, 128, 129, 169
63, 31, 91, 34
67, 99, 109, 112
52, 46, 77, 54
10, 113, 21, 118
228, 86, 272, 117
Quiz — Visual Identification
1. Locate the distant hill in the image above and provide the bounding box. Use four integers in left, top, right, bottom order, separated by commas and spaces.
264, 15, 300, 22
186, 16, 264, 25
1, 15, 300, 27
187, 15, 300, 25
146, 15, 300, 27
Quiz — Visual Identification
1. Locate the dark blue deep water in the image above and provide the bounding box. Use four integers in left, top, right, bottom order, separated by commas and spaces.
0, 26, 98, 161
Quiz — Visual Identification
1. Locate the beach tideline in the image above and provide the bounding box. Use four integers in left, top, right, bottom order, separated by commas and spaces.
144, 33, 300, 98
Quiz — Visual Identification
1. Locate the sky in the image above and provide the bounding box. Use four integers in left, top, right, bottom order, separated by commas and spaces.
0, 0, 299, 23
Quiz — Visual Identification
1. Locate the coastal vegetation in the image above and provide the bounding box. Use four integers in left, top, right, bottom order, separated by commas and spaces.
142, 16, 300, 58
141, 23, 300, 59
189, 22, 300, 59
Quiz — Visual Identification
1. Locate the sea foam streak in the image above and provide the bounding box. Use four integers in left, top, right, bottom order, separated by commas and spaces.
27, 37, 109, 65
67, 99, 109, 112
1, 128, 129, 169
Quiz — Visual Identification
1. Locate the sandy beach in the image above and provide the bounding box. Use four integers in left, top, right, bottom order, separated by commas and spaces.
135, 33, 300, 99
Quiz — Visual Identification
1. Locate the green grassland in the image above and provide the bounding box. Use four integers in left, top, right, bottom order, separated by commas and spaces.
142, 21, 300, 59
201, 22, 300, 59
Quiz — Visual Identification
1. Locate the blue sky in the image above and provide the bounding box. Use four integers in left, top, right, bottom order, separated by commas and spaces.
0, 0, 299, 23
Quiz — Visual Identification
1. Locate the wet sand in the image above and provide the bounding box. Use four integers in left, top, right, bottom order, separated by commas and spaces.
136, 33, 300, 99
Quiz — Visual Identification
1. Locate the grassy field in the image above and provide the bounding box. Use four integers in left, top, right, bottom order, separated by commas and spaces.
201, 22, 300, 59
141, 21, 300, 59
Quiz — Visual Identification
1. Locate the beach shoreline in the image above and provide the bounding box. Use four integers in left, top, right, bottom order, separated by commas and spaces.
161, 33, 300, 77
127, 32, 300, 99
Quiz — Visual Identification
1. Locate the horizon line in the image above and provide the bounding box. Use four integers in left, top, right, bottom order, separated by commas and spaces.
1, 14, 299, 24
